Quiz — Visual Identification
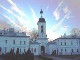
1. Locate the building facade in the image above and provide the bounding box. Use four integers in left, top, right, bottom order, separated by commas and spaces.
0, 28, 30, 54
0, 9, 80, 55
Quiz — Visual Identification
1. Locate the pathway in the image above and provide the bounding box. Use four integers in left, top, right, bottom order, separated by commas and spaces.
34, 56, 80, 60
46, 56, 73, 60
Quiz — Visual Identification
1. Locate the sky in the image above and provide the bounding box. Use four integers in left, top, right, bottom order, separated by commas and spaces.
0, 0, 80, 40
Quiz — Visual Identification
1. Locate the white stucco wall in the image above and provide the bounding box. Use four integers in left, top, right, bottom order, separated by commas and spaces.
56, 38, 80, 55
0, 36, 30, 54
30, 43, 40, 55
46, 44, 57, 55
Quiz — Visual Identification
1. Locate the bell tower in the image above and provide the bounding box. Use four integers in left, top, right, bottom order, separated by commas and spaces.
37, 9, 47, 38
37, 9, 48, 55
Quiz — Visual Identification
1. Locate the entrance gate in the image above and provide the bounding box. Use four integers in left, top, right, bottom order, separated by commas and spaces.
41, 46, 45, 55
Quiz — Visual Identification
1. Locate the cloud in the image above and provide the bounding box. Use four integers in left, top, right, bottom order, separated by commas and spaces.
0, 20, 11, 29
63, 6, 69, 13
0, 4, 31, 33
1, 13, 30, 33
47, 30, 60, 40
66, 16, 70, 19
17, 16, 30, 27
53, 1, 63, 20
7, 0, 29, 19
7, 0, 14, 5
0, 4, 15, 16
52, 11, 71, 32
53, 10, 60, 20
70, 28, 80, 36
45, 6, 49, 11
61, 26, 70, 31
0, 4, 30, 28
47, 25, 70, 41
0, 12, 19, 27
30, 7, 38, 24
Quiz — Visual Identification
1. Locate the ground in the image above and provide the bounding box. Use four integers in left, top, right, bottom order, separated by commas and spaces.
34, 55, 80, 60
34, 56, 43, 60
0, 55, 80, 60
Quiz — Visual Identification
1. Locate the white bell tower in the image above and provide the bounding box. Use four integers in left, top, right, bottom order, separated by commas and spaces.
36, 9, 48, 55
37, 9, 47, 38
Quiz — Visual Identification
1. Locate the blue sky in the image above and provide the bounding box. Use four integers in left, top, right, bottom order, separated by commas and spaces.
0, 0, 80, 40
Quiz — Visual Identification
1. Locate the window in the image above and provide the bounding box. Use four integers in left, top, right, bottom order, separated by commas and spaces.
61, 42, 62, 45
0, 33, 2, 34
24, 41, 26, 45
34, 48, 36, 52
61, 49, 63, 52
41, 26, 43, 33
20, 49, 21, 52
5, 47, 7, 53
76, 41, 78, 45
65, 49, 67, 52
72, 49, 73, 52
77, 49, 78, 52
5, 40, 7, 44
71, 41, 73, 45
20, 41, 22, 45
13, 40, 15, 44
65, 42, 66, 45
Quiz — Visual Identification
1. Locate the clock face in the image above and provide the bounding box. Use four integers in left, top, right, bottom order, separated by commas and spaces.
41, 26, 43, 33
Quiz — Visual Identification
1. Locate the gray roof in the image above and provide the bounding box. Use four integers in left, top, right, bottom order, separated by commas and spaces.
57, 37, 80, 39
30, 41, 40, 44
48, 41, 56, 44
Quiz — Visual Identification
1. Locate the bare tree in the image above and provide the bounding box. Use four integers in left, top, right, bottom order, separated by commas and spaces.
70, 28, 80, 36
29, 28, 38, 41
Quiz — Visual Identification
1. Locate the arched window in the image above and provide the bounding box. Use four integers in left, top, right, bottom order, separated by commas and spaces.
13, 40, 15, 44
5, 47, 7, 53
77, 49, 78, 52
20, 49, 21, 52
61, 42, 62, 45
65, 42, 66, 45
24, 41, 26, 45
34, 48, 36, 52
41, 26, 43, 33
72, 49, 73, 52
5, 40, 7, 44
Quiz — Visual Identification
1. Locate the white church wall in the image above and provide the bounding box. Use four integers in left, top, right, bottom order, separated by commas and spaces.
36, 38, 48, 55
57, 38, 80, 55
0, 36, 30, 54
37, 38, 48, 45
47, 44, 57, 55
30, 43, 40, 55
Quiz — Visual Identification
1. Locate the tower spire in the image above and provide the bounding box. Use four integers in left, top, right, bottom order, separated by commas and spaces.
40, 9, 43, 18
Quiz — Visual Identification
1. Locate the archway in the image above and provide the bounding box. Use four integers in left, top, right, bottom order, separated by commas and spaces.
52, 50, 56, 55
41, 46, 45, 55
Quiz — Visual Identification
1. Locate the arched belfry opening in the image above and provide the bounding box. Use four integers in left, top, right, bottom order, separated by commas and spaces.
41, 46, 45, 55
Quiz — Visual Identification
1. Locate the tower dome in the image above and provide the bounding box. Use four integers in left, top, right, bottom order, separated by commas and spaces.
38, 9, 45, 22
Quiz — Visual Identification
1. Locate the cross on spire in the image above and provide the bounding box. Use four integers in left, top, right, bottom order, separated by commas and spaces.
40, 9, 43, 18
